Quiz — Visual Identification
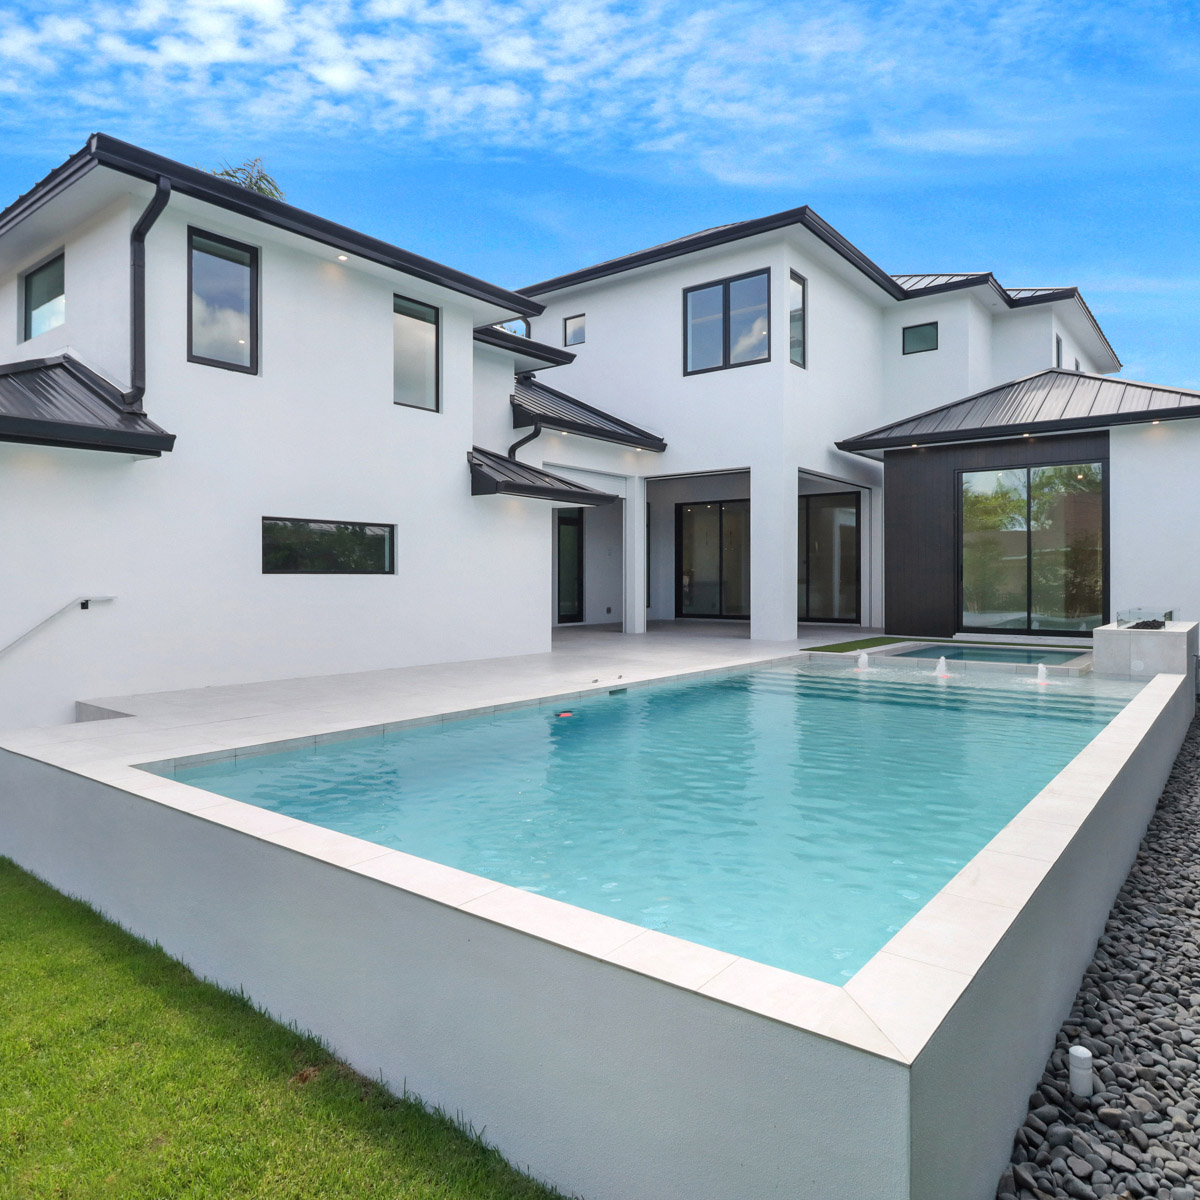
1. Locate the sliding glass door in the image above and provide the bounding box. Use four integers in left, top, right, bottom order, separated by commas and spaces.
961, 462, 1104, 633
677, 500, 750, 618
798, 493, 860, 622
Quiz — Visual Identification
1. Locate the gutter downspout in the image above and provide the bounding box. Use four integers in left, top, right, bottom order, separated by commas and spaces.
508, 419, 542, 460
123, 176, 171, 413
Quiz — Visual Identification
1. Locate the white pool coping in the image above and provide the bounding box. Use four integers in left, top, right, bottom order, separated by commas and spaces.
0, 649, 1174, 1069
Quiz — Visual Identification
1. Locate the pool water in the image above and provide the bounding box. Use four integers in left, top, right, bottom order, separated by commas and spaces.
894, 644, 1085, 665
174, 664, 1138, 984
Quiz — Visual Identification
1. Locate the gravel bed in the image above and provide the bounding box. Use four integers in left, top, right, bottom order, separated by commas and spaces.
996, 718, 1200, 1200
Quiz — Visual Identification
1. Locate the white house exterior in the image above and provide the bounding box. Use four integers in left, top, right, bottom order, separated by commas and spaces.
0, 133, 1194, 731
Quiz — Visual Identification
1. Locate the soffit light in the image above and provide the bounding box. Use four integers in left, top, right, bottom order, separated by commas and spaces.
337, 254, 348, 261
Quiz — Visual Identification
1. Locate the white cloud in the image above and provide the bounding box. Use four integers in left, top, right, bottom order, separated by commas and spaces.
0, 0, 1194, 185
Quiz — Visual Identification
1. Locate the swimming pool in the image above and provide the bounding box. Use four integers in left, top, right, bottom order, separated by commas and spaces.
173, 662, 1138, 984
893, 643, 1085, 665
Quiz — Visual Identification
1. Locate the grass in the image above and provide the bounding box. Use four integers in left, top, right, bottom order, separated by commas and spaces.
805, 635, 902, 653
0, 858, 568, 1200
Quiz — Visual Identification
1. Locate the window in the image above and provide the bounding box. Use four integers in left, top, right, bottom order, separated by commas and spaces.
1055, 334, 1063, 368
188, 229, 257, 372
676, 500, 750, 617
556, 509, 583, 623
1074, 358, 1081, 372
788, 272, 807, 368
262, 518, 394, 574
683, 270, 769, 374
960, 462, 1104, 634
902, 322, 938, 354
564, 314, 586, 346
393, 295, 439, 410
23, 253, 65, 341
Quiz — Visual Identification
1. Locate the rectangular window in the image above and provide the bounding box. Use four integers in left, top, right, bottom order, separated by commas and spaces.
788, 271, 806, 368
1074, 358, 1081, 372
262, 517, 394, 574
23, 253, 65, 341
676, 499, 750, 617
902, 322, 938, 354
683, 270, 769, 374
189, 229, 257, 372
393, 295, 439, 410
563, 314, 586, 346
1055, 334, 1063, 367
961, 462, 1104, 634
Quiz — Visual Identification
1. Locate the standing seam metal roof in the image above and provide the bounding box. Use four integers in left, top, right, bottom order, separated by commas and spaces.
467, 447, 617, 505
836, 369, 1200, 453
511, 376, 666, 451
0, 356, 175, 455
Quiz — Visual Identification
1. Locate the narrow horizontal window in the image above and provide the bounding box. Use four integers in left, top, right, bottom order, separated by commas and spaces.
564, 313, 586, 346
684, 269, 769, 374
262, 518, 394, 574
189, 229, 258, 372
788, 271, 806, 368
393, 295, 439, 411
902, 321, 938, 355
23, 253, 65, 341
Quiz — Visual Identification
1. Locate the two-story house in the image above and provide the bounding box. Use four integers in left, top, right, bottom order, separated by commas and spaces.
2, 132, 1198, 729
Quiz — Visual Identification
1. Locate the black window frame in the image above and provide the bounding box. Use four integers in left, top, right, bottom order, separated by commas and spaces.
955, 456, 1109, 638
902, 321, 938, 355
556, 507, 584, 623
187, 227, 260, 375
788, 270, 807, 369
393, 293, 441, 413
21, 249, 66, 343
798, 491, 861, 624
1055, 334, 1063, 368
1074, 357, 1081, 372
563, 313, 586, 347
682, 268, 771, 376
261, 516, 396, 575
674, 499, 752, 619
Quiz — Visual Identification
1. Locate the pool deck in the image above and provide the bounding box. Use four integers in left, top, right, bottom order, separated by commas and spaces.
0, 622, 851, 768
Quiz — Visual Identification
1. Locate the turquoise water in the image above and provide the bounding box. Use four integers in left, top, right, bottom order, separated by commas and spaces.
895, 644, 1084, 665
175, 664, 1138, 983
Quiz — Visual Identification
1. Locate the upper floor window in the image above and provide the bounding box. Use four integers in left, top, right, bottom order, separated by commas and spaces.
1055, 334, 1063, 368
684, 269, 769, 374
564, 313, 586, 346
1074, 357, 1081, 372
262, 517, 394, 574
902, 321, 938, 355
789, 272, 807, 368
23, 253, 65, 341
188, 229, 258, 373
393, 295, 439, 411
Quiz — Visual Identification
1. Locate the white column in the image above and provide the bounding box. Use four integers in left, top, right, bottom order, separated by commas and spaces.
622, 475, 648, 634
749, 461, 798, 642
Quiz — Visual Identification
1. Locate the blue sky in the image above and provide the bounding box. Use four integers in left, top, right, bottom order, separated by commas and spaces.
2, 0, 1198, 384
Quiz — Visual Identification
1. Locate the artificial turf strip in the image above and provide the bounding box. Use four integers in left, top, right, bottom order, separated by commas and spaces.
805, 635, 902, 653
0, 858, 568, 1200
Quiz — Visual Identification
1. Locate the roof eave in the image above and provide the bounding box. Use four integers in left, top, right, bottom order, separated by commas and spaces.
837, 406, 1200, 454
0, 415, 174, 455
510, 399, 667, 453
472, 326, 574, 367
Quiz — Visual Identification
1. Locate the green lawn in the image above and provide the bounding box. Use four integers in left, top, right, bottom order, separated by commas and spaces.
0, 858, 568, 1200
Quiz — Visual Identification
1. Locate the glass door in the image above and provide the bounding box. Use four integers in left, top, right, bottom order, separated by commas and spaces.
798, 493, 860, 622
677, 500, 750, 618
556, 508, 583, 623
961, 462, 1104, 633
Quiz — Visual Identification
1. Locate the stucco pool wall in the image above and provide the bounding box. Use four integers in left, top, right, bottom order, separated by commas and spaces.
0, 668, 1192, 1200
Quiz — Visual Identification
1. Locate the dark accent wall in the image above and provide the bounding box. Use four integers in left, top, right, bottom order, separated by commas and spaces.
883, 431, 1109, 638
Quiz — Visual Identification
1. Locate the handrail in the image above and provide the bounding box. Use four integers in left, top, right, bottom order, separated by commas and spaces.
0, 596, 115, 659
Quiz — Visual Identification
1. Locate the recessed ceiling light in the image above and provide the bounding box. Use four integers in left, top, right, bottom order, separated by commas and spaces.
337, 254, 348, 261
1153, 419, 1161, 425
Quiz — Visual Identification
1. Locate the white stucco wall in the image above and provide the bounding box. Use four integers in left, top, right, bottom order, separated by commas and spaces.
1110, 419, 1200, 623
0, 196, 550, 730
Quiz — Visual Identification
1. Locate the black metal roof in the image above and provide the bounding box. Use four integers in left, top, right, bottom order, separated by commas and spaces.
472, 325, 575, 367
0, 356, 175, 455
837, 368, 1200, 454
1, 134, 542, 319
468, 447, 617, 506
511, 376, 666, 452
519, 207, 906, 299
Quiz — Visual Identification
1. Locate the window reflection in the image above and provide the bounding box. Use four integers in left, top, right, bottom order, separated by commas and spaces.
189, 232, 255, 370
